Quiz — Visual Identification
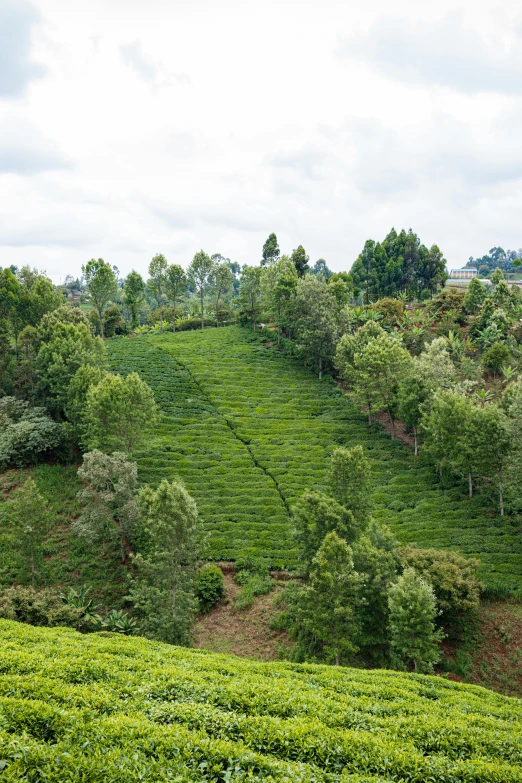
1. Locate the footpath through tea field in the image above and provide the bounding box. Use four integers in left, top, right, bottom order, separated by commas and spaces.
108, 327, 522, 590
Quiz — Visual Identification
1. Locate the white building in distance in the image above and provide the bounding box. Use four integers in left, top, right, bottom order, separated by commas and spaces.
449, 267, 478, 279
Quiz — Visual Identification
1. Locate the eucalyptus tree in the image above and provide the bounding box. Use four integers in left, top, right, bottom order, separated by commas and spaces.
187, 250, 215, 329
209, 262, 234, 327
82, 258, 118, 339
123, 271, 146, 332
165, 264, 187, 331
148, 254, 169, 332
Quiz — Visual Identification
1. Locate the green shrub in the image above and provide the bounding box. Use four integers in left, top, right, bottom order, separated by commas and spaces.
1, 620, 521, 782
397, 546, 482, 629
0, 398, 67, 468
0, 587, 83, 628
482, 341, 510, 375
194, 564, 224, 613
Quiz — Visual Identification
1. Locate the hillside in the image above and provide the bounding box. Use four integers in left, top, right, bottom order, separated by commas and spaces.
1, 620, 521, 782
108, 327, 521, 591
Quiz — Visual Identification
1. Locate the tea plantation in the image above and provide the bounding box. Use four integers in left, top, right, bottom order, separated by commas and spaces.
1, 620, 521, 782
108, 327, 522, 590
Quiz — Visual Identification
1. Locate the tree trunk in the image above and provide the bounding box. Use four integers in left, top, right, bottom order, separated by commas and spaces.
414, 429, 418, 457
468, 472, 473, 498
173, 300, 177, 332
277, 324, 280, 347
335, 654, 340, 666
499, 470, 504, 517
99, 307, 104, 340
201, 290, 204, 329
160, 302, 163, 333
389, 410, 395, 439
215, 296, 219, 328
439, 465, 443, 479
121, 536, 126, 564
318, 355, 323, 380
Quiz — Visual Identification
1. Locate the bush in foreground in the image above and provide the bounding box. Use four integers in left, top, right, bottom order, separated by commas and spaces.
0, 620, 521, 782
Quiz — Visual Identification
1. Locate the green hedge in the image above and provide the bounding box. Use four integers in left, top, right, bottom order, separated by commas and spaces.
0, 620, 521, 781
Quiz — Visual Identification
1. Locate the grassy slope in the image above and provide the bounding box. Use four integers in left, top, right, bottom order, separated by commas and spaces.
1, 620, 521, 782
0, 466, 126, 604
108, 327, 521, 590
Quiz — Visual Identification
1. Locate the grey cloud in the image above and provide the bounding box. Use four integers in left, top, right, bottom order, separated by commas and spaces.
323, 113, 522, 200
120, 39, 190, 86
146, 198, 271, 233
339, 12, 522, 95
0, 0, 46, 98
268, 147, 335, 181
0, 120, 72, 175
0, 215, 95, 247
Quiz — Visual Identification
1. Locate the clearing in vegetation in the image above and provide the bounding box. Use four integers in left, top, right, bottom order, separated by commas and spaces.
108, 327, 522, 591
0, 620, 521, 782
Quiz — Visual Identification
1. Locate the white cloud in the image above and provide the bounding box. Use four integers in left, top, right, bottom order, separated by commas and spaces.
0, 119, 72, 175
339, 12, 522, 95
0, 0, 46, 98
1, 0, 522, 280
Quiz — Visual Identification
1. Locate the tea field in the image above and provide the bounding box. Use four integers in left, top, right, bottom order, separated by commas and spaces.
108, 327, 522, 590
0, 620, 521, 782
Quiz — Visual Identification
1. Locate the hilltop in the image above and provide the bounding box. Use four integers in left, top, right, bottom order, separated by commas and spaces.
0, 619, 521, 782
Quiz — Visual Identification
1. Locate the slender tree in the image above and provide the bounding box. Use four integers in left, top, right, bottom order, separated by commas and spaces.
75, 450, 140, 564
261, 233, 280, 265
12, 477, 50, 587
129, 479, 203, 645
209, 263, 234, 327
82, 259, 118, 339
123, 271, 146, 332
238, 266, 263, 331
165, 264, 187, 332
388, 568, 443, 673
291, 245, 310, 278
187, 250, 215, 329
292, 489, 358, 574
148, 254, 169, 332
295, 532, 362, 665
329, 445, 372, 525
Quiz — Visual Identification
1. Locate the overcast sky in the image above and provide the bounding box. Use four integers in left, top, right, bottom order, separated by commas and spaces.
1, 0, 522, 281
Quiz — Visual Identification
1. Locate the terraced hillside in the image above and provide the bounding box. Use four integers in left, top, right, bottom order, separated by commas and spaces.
108, 327, 522, 590
1, 620, 521, 782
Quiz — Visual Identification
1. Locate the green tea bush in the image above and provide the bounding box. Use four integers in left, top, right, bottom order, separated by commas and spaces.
107, 327, 522, 590
0, 587, 82, 628
195, 564, 225, 613
0, 620, 521, 781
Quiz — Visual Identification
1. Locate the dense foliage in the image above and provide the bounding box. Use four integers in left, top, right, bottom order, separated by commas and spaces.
0, 621, 521, 782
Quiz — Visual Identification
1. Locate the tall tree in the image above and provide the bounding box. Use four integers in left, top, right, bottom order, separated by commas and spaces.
84, 372, 157, 455
75, 450, 140, 563
292, 490, 358, 574
82, 259, 118, 339
329, 445, 372, 526
37, 307, 105, 415
165, 264, 187, 332
209, 263, 234, 327
123, 271, 146, 332
352, 333, 412, 437
388, 567, 443, 673
294, 276, 339, 378
261, 233, 280, 265
291, 245, 310, 278
148, 254, 169, 333
187, 250, 214, 329
11, 477, 50, 587
260, 255, 298, 346
238, 266, 263, 331
295, 532, 362, 665
129, 479, 203, 645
